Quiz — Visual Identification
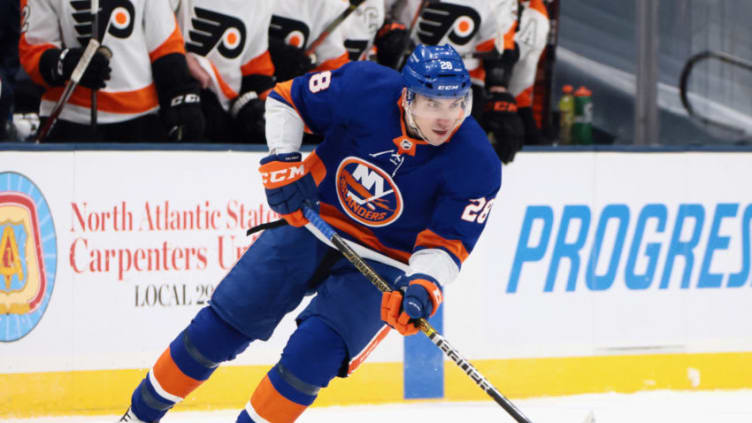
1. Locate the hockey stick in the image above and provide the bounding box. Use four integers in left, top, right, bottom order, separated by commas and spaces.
301, 205, 534, 423
304, 0, 366, 57
91, 0, 100, 130
394, 0, 439, 69
36, 38, 104, 142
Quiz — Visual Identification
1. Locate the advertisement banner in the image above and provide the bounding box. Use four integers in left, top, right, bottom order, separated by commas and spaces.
2, 149, 752, 415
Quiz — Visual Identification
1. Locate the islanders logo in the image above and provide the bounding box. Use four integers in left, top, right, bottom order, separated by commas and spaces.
335, 157, 403, 227
0, 172, 57, 342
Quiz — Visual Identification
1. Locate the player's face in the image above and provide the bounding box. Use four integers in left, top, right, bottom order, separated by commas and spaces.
410, 93, 468, 145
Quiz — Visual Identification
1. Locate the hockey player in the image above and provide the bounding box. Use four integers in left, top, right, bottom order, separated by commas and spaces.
19, 0, 204, 142
341, 0, 386, 62
502, 0, 550, 147
268, 0, 351, 82
119, 44, 500, 423
174, 0, 276, 142
384, 0, 526, 163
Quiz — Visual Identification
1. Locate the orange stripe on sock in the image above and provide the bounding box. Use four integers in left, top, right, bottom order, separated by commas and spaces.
152, 347, 202, 399
250, 375, 308, 423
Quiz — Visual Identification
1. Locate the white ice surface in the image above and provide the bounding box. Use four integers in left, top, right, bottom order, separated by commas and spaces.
7, 390, 752, 423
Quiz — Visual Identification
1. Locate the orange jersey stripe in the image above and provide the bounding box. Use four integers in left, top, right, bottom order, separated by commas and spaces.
250, 375, 308, 423
414, 229, 469, 264
529, 0, 549, 17
503, 21, 518, 51
209, 60, 238, 100
149, 17, 187, 62
303, 150, 327, 186
241, 50, 275, 78
348, 325, 391, 375
475, 38, 495, 53
469, 66, 486, 85
319, 203, 410, 264
152, 347, 202, 399
313, 52, 349, 73
42, 84, 159, 114
515, 86, 534, 108
18, 34, 56, 88
271, 79, 312, 133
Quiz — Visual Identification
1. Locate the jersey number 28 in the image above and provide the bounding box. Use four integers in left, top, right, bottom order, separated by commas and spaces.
461, 197, 494, 224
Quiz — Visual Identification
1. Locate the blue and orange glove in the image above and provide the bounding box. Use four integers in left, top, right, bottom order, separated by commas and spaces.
259, 152, 318, 227
381, 274, 443, 336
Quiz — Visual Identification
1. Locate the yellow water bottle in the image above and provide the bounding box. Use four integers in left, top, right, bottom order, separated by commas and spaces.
558, 85, 575, 145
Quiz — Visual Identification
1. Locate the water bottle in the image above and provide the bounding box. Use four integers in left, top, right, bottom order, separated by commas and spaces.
572, 86, 593, 145
557, 85, 575, 145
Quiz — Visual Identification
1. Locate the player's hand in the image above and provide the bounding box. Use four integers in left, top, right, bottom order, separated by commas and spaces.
51, 47, 112, 89
268, 38, 315, 82
483, 89, 524, 164
186, 53, 211, 89
374, 20, 409, 69
161, 89, 205, 141
259, 152, 318, 227
381, 274, 443, 336
231, 91, 266, 139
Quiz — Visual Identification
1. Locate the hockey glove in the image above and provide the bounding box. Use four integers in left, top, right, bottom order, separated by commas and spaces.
160, 90, 205, 141
374, 20, 409, 70
268, 38, 315, 82
153, 53, 206, 141
381, 274, 443, 336
483, 90, 525, 164
231, 91, 266, 139
39, 46, 111, 89
259, 152, 318, 227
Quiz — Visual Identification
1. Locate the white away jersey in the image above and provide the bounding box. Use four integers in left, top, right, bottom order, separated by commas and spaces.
342, 0, 385, 61
270, 0, 350, 71
19, 0, 186, 124
388, 0, 517, 74
176, 0, 275, 110
508, 0, 549, 107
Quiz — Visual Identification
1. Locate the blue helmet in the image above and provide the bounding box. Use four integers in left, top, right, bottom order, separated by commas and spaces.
401, 44, 471, 98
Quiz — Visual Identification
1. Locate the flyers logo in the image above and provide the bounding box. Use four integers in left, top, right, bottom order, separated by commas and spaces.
417, 3, 482, 46
71, 0, 135, 44
336, 157, 403, 228
269, 15, 310, 49
186, 7, 246, 59
0, 172, 57, 342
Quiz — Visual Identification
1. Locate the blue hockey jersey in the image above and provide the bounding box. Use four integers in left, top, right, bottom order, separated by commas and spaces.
268, 61, 501, 270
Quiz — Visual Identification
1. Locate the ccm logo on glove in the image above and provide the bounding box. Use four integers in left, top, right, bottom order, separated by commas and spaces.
260, 162, 306, 188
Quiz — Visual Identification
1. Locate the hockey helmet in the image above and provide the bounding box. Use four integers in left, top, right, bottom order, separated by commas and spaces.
401, 44, 471, 99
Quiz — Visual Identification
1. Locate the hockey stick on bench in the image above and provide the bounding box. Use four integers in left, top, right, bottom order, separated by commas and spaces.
301, 205, 535, 423
304, 0, 366, 57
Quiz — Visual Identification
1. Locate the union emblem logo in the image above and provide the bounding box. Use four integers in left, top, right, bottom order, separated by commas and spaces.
335, 157, 403, 227
0, 172, 57, 342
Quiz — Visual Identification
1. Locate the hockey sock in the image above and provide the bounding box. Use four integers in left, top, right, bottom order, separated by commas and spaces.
130, 306, 251, 422
237, 317, 347, 423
